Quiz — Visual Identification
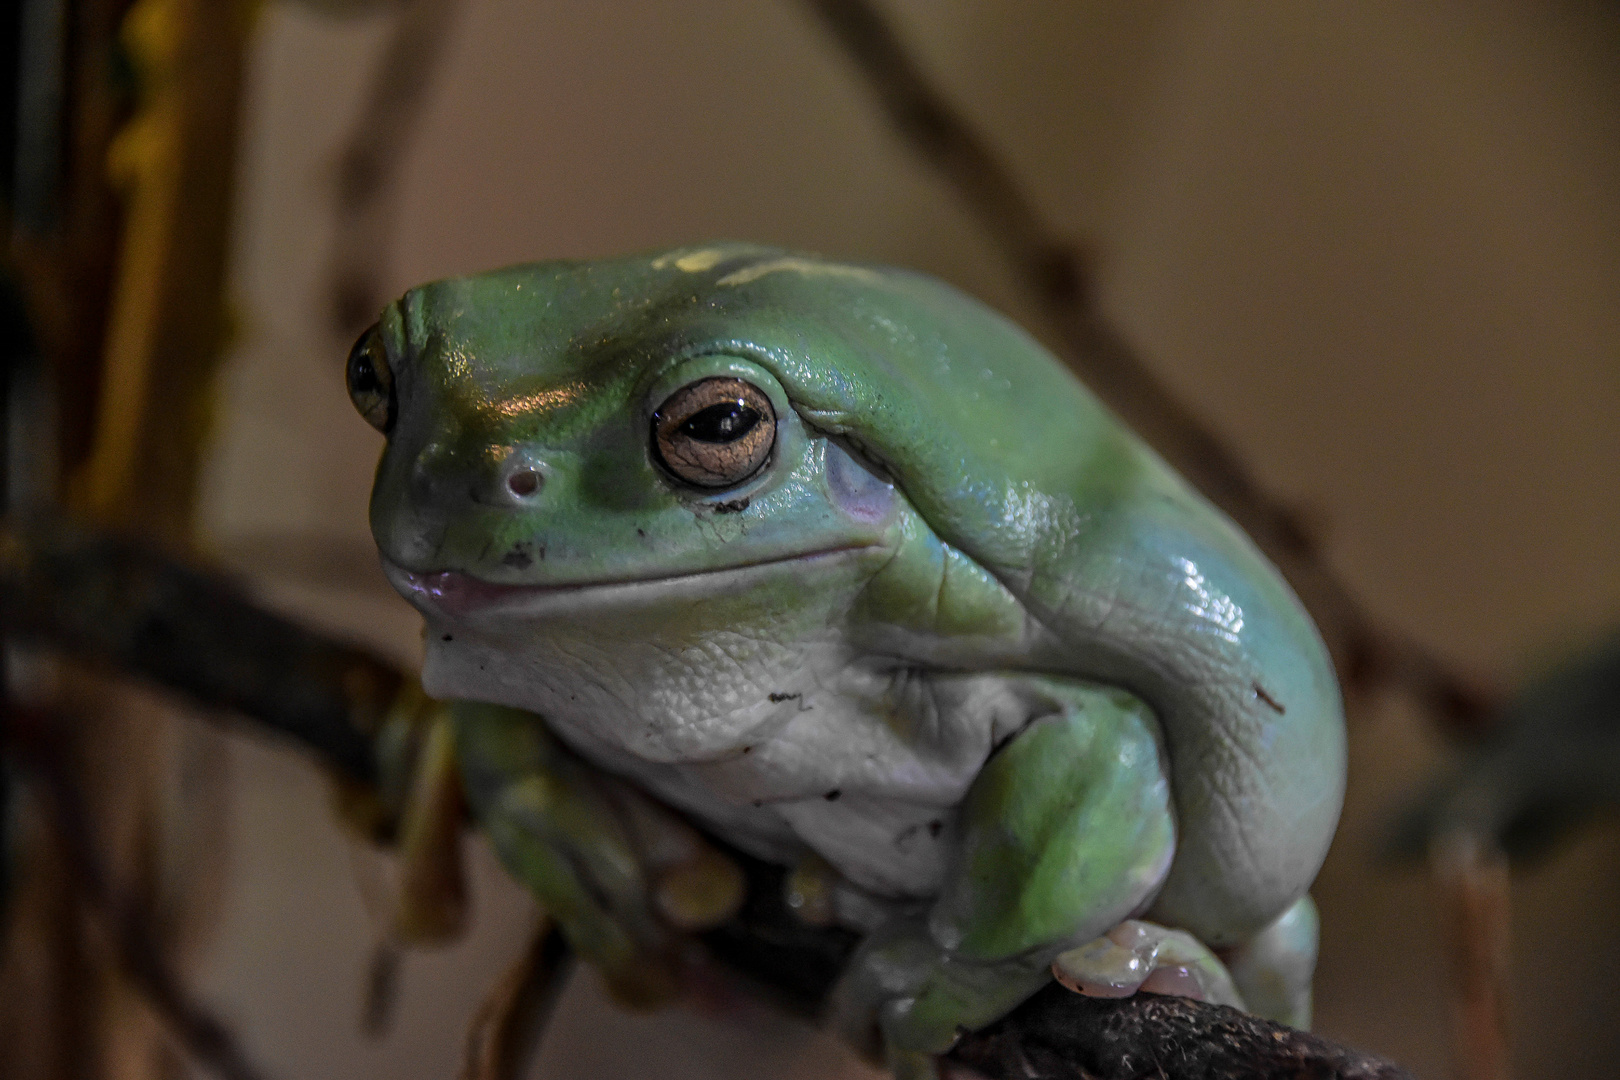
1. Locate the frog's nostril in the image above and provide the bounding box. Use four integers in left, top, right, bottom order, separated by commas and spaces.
507, 469, 543, 497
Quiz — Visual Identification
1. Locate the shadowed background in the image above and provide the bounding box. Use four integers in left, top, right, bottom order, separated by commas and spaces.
186, 2, 1620, 1077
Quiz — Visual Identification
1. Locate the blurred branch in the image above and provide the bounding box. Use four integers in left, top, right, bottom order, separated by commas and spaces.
333, 0, 460, 215
11, 709, 269, 1080
11, 0, 71, 235
4, 2, 257, 1076
800, 0, 1495, 733
75, 0, 258, 539
5, 0, 136, 476
328, 0, 463, 337
0, 514, 394, 780
0, 514, 1414, 1079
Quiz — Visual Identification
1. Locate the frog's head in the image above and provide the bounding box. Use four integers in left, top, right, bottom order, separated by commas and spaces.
355, 245, 918, 635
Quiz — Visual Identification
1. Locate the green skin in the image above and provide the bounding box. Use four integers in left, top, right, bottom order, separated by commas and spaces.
358, 244, 1346, 1075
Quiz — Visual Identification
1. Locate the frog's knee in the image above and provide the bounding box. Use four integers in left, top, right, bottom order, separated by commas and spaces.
1222, 895, 1319, 1029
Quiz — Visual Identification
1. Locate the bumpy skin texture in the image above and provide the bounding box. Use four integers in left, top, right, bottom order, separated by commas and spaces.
360, 244, 1346, 1071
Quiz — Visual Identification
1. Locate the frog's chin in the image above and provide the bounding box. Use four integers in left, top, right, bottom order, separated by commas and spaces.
381, 547, 877, 621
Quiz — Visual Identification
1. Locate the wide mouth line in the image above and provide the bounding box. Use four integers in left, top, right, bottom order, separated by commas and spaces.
384, 543, 879, 611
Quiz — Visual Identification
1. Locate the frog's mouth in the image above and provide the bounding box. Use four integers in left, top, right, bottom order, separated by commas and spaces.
388, 567, 548, 617
383, 548, 875, 619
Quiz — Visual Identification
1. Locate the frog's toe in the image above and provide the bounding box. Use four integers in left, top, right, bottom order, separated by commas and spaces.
1052, 919, 1244, 1010
885, 1045, 942, 1080
651, 845, 745, 931
826, 923, 938, 1061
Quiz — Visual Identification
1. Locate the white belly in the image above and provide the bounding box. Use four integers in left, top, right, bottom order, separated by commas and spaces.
427, 619, 1036, 899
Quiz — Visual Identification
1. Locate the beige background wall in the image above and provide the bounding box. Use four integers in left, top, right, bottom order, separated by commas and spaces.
190, 2, 1620, 1077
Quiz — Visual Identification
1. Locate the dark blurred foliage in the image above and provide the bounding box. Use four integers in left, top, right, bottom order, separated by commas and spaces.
0, 271, 29, 929
1393, 633, 1620, 863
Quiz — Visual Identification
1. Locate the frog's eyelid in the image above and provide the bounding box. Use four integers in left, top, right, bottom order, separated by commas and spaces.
641, 351, 790, 417
796, 413, 895, 483
834, 436, 893, 483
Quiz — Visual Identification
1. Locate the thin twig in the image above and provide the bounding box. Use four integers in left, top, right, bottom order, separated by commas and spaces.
1431, 833, 1512, 1080
459, 919, 573, 1080
12, 711, 270, 1080
800, 0, 1494, 731
361, 938, 402, 1038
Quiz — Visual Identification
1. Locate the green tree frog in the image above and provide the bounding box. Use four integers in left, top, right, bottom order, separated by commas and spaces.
348, 244, 1345, 1078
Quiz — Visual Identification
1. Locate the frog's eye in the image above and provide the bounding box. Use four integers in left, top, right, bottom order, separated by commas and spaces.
651, 377, 776, 488
346, 323, 395, 434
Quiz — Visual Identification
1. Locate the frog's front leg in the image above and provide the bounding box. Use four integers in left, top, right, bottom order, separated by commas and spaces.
452, 700, 743, 1006
829, 680, 1178, 1077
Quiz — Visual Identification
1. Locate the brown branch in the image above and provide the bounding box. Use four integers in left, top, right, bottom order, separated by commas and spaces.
799, 0, 1494, 732
333, 0, 462, 213
952, 984, 1413, 1080
704, 847, 1410, 1080
0, 518, 1414, 1078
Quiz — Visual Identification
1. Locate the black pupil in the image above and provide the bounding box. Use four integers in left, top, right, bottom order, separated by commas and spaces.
681, 401, 759, 443
349, 350, 379, 395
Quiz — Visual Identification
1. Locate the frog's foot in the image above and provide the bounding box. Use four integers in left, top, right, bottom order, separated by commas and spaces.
1052, 919, 1245, 1010
598, 774, 745, 932
828, 916, 1052, 1080
454, 701, 745, 1008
